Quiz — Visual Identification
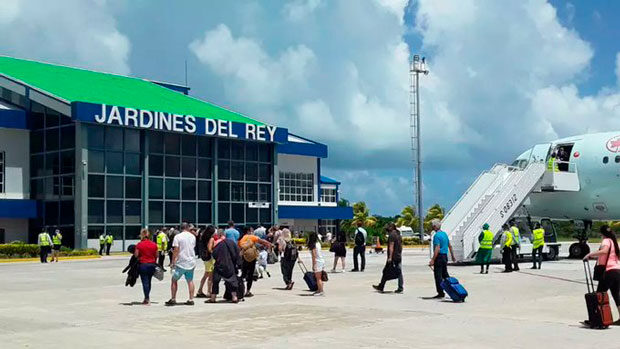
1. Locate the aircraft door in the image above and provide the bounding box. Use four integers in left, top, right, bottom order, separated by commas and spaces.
528, 143, 552, 164
540, 218, 558, 243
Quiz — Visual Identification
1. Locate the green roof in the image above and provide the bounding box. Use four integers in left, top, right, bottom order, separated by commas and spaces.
0, 56, 262, 125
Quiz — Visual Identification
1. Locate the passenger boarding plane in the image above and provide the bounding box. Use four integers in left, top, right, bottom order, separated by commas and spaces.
442, 131, 620, 263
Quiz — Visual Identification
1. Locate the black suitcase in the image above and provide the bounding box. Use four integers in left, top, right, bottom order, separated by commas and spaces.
583, 260, 613, 329
223, 275, 245, 301
297, 259, 318, 291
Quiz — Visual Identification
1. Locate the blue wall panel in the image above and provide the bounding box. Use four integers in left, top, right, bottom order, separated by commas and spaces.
279, 205, 353, 220
0, 199, 39, 218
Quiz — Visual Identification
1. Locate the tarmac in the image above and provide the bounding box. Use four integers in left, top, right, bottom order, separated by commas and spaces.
0, 249, 618, 348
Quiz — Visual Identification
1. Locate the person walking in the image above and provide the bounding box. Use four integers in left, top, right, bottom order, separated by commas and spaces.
238, 227, 272, 298
166, 223, 197, 306
105, 233, 114, 256
207, 234, 240, 304
278, 228, 297, 290
167, 227, 176, 266
308, 232, 325, 296
500, 224, 513, 273
134, 229, 158, 305
531, 223, 545, 269
255, 224, 267, 239
37, 229, 52, 263
98, 232, 106, 256
475, 223, 494, 274
196, 226, 216, 298
428, 219, 456, 298
373, 223, 404, 293
330, 229, 347, 273
351, 222, 367, 272
510, 220, 520, 271
156, 229, 168, 271
51, 229, 62, 263
583, 225, 620, 325
224, 221, 240, 244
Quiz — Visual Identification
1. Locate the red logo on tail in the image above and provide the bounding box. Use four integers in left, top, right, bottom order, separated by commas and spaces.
606, 136, 620, 153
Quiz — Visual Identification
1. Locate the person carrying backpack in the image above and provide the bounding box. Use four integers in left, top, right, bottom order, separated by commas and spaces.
278, 228, 297, 290
351, 222, 367, 272
238, 227, 272, 298
196, 226, 216, 298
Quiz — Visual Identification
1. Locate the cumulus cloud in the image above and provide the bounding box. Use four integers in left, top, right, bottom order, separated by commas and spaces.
0, 0, 130, 74
283, 0, 323, 22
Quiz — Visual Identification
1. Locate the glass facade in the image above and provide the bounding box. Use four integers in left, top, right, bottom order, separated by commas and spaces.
320, 188, 337, 203
0, 151, 4, 193
279, 172, 314, 202
28, 101, 76, 246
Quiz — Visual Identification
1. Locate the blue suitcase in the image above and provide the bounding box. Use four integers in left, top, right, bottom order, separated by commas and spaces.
441, 277, 468, 302
297, 259, 318, 291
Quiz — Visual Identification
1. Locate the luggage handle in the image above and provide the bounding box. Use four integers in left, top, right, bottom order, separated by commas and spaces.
297, 256, 309, 274
583, 260, 594, 293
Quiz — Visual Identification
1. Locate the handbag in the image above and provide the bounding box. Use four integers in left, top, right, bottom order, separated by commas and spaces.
593, 241, 612, 281
321, 270, 329, 282
154, 265, 164, 281
382, 261, 399, 281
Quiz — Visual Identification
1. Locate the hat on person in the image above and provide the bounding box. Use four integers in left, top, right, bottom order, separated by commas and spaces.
482, 223, 490, 230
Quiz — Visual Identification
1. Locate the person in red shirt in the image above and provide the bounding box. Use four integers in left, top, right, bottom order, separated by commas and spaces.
135, 229, 158, 305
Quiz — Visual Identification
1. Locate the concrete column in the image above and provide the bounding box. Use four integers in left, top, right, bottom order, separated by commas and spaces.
212, 138, 218, 226
74, 123, 88, 249
272, 144, 279, 225
142, 131, 149, 229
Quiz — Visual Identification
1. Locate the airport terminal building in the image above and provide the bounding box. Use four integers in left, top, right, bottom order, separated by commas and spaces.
0, 56, 352, 250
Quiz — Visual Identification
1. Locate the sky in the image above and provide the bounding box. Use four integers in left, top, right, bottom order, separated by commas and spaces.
1, 0, 620, 216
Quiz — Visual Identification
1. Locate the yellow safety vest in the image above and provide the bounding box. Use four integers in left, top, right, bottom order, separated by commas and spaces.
157, 233, 168, 252
52, 234, 62, 245
547, 158, 559, 172
532, 228, 545, 249
504, 231, 513, 247
106, 235, 113, 244
511, 226, 520, 246
99, 235, 105, 245
39, 233, 50, 246
480, 230, 494, 249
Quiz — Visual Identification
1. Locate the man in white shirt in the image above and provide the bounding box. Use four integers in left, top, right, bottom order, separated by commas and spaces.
166, 223, 197, 306
254, 224, 267, 239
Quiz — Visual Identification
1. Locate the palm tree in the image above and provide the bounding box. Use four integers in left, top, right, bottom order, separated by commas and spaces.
396, 205, 419, 229
424, 204, 445, 232
340, 202, 377, 233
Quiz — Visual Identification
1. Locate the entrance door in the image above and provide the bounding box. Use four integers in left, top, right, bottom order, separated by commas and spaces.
528, 143, 552, 164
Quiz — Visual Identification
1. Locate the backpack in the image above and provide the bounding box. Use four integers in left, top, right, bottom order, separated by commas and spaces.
241, 238, 259, 262
199, 231, 213, 261
355, 229, 365, 246
283, 241, 298, 262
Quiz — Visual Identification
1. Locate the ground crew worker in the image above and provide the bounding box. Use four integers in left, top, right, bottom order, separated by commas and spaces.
156, 229, 169, 271
51, 229, 62, 263
531, 223, 545, 269
500, 224, 513, 272
547, 152, 559, 172
475, 223, 494, 274
38, 229, 52, 263
99, 233, 106, 255
509, 220, 520, 271
105, 233, 114, 256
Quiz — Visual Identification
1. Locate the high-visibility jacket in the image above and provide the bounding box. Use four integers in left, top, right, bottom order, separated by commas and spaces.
503, 231, 513, 247
106, 235, 114, 244
52, 233, 62, 245
38, 233, 51, 246
479, 230, 494, 249
532, 228, 545, 249
547, 158, 559, 172
156, 232, 168, 252
99, 235, 105, 245
510, 226, 520, 246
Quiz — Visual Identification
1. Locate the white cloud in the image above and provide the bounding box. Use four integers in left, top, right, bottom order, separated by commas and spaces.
283, 0, 323, 22
0, 0, 130, 74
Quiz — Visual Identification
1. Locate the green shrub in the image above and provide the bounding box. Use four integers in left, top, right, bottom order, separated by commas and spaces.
61, 249, 98, 257
0, 244, 40, 257
292, 238, 306, 245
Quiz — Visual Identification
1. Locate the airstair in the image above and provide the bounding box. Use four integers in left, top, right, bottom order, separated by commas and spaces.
441, 162, 547, 262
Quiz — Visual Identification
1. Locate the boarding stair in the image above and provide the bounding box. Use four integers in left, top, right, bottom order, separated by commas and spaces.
441, 162, 547, 262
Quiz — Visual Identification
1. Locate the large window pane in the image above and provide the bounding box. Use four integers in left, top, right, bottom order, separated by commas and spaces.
218, 140, 231, 159
62, 176, 73, 196
231, 203, 244, 223
181, 135, 196, 156
31, 103, 45, 130
89, 150, 104, 173
149, 178, 163, 199
198, 181, 211, 200
45, 201, 59, 225
165, 133, 180, 154
88, 175, 104, 197
31, 154, 44, 177
165, 178, 180, 199
149, 155, 163, 176
231, 183, 244, 202
106, 200, 123, 223
259, 208, 271, 224
149, 132, 164, 153
198, 137, 212, 157
246, 143, 258, 161
165, 156, 180, 177
107, 225, 123, 240
259, 164, 271, 182
181, 202, 196, 223
88, 226, 104, 239
105, 127, 123, 151
46, 153, 60, 175
181, 157, 196, 178
125, 201, 141, 224
246, 183, 258, 201
218, 181, 230, 201
218, 160, 230, 180
182, 180, 196, 200
125, 177, 141, 199
125, 226, 141, 240
107, 176, 124, 198
245, 163, 258, 181
198, 203, 212, 224
88, 200, 104, 223
87, 125, 104, 149
198, 159, 212, 179
60, 200, 74, 225
149, 201, 163, 223
125, 129, 141, 152
231, 161, 244, 180
45, 109, 60, 128
218, 203, 229, 224
60, 126, 75, 149
31, 130, 44, 153
106, 152, 123, 174
259, 184, 271, 202
60, 151, 74, 174
45, 128, 59, 151
259, 144, 271, 162
246, 207, 258, 223
231, 141, 244, 160
165, 202, 180, 224
125, 153, 141, 175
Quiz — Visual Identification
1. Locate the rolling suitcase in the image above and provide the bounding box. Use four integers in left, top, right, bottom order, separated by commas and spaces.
440, 277, 468, 302
583, 260, 613, 329
297, 258, 318, 291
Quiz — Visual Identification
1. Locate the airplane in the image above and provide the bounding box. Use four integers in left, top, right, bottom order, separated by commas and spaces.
442, 131, 620, 263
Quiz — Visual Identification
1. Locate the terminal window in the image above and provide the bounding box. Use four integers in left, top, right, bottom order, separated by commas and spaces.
0, 151, 4, 193
320, 188, 336, 203
279, 172, 314, 202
